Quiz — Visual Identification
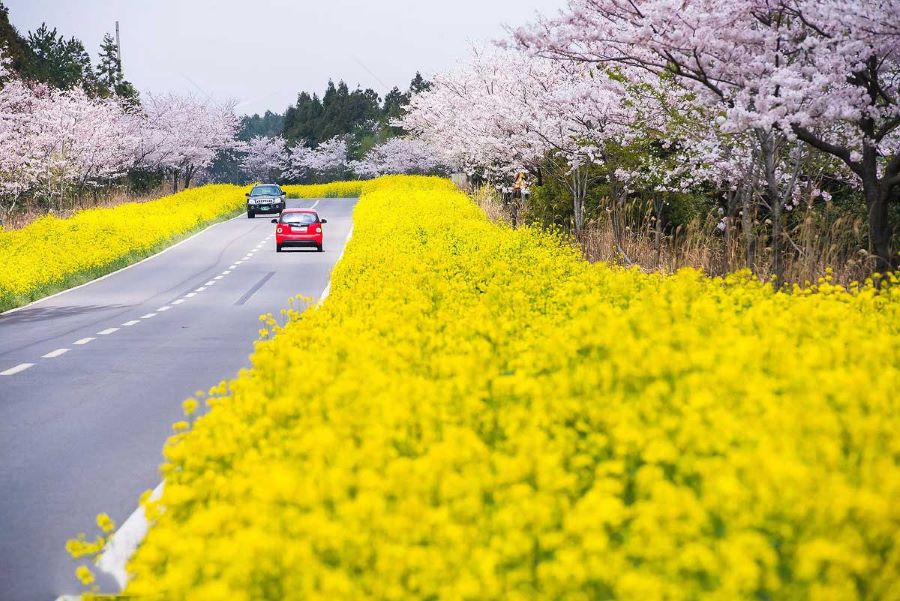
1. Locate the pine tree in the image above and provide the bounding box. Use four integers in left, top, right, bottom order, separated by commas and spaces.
408, 72, 431, 96
97, 33, 121, 92
27, 23, 97, 91
97, 32, 139, 104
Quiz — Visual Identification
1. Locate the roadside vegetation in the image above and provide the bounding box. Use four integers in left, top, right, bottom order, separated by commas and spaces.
0, 185, 245, 312
70, 176, 899, 599
402, 0, 899, 287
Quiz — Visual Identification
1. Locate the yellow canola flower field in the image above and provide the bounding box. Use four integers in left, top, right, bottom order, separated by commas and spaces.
0, 185, 245, 311
282, 181, 365, 198
114, 176, 897, 600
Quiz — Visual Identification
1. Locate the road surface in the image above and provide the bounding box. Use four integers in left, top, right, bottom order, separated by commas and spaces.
0, 197, 356, 601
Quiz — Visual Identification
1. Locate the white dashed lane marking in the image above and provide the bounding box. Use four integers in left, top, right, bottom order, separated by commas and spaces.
1, 363, 34, 376
0, 213, 293, 378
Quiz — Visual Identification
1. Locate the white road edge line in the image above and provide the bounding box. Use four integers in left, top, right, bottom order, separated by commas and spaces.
204, 281, 216, 286
84, 217, 354, 597
222, 270, 232, 275
42, 348, 70, 358
157, 306, 172, 312
185, 292, 197, 298
214, 275, 224, 280
122, 320, 140, 327
141, 313, 157, 319
1, 363, 34, 376
171, 299, 185, 305
1, 212, 245, 318
196, 287, 207, 292
97, 328, 120, 336
93, 482, 164, 591
320, 225, 353, 302
73, 337, 95, 345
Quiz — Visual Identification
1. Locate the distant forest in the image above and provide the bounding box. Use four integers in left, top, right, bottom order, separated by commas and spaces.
206, 73, 430, 183
241, 73, 430, 152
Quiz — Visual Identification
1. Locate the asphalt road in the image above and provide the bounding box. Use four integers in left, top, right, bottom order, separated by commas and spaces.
0, 197, 356, 601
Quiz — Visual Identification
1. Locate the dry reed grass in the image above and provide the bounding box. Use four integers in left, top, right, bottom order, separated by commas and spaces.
3, 184, 173, 230
470, 185, 875, 287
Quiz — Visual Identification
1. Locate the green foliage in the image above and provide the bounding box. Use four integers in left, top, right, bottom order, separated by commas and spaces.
282, 73, 430, 152
528, 174, 574, 228
240, 111, 285, 141
26, 23, 97, 91
0, 4, 138, 104
95, 32, 138, 104
0, 1, 36, 79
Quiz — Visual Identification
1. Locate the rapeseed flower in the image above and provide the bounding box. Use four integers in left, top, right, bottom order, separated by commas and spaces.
72, 176, 899, 600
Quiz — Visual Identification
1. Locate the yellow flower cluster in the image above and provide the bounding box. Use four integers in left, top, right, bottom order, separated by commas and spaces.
282, 181, 364, 199
105, 176, 897, 600
0, 185, 247, 311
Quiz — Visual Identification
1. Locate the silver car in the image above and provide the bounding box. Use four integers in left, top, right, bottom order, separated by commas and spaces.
246, 184, 286, 218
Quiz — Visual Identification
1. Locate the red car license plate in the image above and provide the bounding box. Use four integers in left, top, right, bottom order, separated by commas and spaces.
293, 225, 307, 232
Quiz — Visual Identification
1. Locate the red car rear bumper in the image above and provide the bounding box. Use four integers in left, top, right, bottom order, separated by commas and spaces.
277, 233, 322, 247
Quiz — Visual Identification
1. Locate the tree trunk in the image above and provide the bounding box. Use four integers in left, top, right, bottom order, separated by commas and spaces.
172, 171, 179, 194
861, 146, 893, 273
793, 124, 898, 275
740, 191, 756, 272
865, 182, 892, 273
653, 197, 664, 269
757, 130, 785, 288
571, 166, 586, 235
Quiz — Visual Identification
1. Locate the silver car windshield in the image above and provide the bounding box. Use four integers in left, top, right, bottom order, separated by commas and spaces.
251, 185, 281, 196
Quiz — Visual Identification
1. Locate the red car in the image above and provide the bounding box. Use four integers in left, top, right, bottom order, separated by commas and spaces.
273, 209, 327, 252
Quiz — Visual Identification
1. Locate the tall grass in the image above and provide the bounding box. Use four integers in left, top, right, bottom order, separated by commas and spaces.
472, 186, 875, 286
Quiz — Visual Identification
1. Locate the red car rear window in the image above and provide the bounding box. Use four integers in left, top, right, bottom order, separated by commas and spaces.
281, 213, 317, 225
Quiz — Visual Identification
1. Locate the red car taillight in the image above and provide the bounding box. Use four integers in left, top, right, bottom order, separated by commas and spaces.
315, 226, 322, 233
276, 227, 284, 234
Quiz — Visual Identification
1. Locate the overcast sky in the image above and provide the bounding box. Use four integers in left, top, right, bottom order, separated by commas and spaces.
5, 0, 565, 115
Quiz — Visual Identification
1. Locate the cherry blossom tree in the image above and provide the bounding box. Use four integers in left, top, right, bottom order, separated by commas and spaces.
239, 135, 288, 182
286, 136, 350, 182
351, 138, 446, 178
0, 62, 42, 221
402, 46, 647, 233
0, 49, 139, 218
137, 93, 239, 192
516, 0, 900, 271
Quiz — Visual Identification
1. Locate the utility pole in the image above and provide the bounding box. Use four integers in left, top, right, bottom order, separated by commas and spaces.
115, 21, 122, 74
